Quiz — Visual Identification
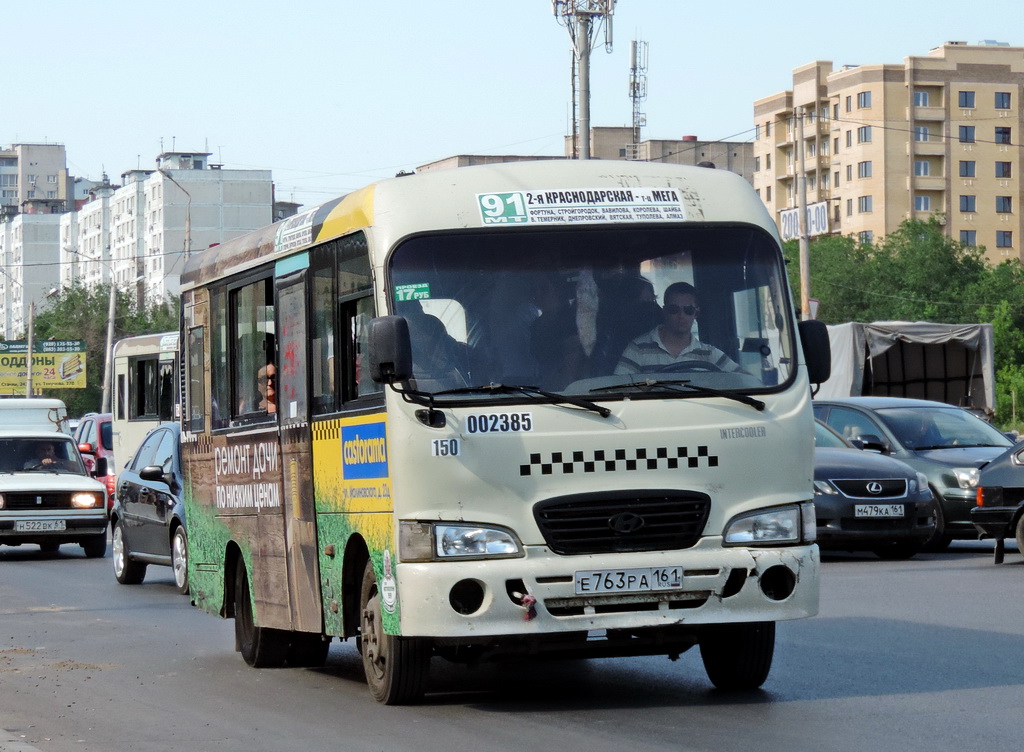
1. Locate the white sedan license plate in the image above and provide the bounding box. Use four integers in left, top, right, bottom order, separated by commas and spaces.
14, 519, 66, 532
854, 504, 904, 518
575, 566, 683, 595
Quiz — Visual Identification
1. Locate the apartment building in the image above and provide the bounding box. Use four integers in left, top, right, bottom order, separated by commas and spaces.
0, 143, 72, 219
0, 210, 62, 338
753, 42, 1024, 263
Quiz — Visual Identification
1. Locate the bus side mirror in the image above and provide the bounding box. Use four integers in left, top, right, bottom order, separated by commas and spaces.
368, 316, 413, 384
798, 319, 831, 385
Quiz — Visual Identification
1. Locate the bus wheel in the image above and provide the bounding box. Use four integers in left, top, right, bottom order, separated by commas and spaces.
359, 560, 430, 704
234, 561, 288, 668
699, 621, 775, 690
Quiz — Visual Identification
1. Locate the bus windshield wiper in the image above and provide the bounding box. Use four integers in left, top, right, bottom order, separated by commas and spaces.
589, 378, 765, 411
430, 383, 611, 418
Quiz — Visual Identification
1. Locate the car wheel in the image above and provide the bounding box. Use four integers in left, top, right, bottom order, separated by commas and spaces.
921, 495, 952, 552
112, 520, 146, 584
171, 526, 189, 595
1016, 515, 1024, 558
359, 559, 430, 704
873, 540, 921, 560
234, 560, 289, 668
699, 621, 775, 691
81, 532, 107, 559
38, 541, 61, 554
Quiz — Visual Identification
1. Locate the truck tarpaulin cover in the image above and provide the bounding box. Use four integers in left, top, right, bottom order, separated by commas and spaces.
817, 321, 994, 412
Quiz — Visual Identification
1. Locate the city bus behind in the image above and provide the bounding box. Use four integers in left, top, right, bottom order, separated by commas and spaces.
180, 159, 830, 704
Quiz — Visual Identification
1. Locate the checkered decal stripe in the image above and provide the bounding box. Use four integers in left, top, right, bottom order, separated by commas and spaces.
520, 446, 719, 476
311, 419, 341, 443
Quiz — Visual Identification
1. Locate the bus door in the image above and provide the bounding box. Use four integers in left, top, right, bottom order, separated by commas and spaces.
275, 268, 323, 633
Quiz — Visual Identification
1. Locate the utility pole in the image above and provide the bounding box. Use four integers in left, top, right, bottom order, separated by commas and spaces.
26, 301, 34, 396
553, 1, 616, 160
796, 107, 812, 320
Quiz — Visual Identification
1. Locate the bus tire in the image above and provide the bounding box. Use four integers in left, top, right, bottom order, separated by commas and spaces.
113, 520, 146, 584
699, 621, 775, 691
359, 560, 430, 704
234, 561, 288, 668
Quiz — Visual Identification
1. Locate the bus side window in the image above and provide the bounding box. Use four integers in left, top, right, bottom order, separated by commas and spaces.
342, 294, 382, 401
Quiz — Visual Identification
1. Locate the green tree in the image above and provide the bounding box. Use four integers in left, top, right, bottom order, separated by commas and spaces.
29, 283, 179, 416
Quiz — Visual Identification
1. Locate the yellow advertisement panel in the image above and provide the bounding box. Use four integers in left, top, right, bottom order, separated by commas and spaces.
0, 341, 87, 393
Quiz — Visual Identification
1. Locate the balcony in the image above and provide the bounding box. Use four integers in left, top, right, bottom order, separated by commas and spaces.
910, 175, 946, 191
912, 106, 947, 121
910, 141, 946, 156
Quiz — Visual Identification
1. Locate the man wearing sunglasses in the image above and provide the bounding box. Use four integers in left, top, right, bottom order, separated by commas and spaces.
614, 281, 742, 375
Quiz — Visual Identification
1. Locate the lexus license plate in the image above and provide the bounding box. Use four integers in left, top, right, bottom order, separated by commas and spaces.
575, 566, 683, 595
854, 504, 904, 518
14, 519, 67, 532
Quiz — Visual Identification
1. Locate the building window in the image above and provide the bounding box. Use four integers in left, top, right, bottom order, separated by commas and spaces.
765, 121, 771, 137
960, 230, 977, 246
960, 160, 976, 177
996, 196, 1013, 213
996, 231, 1013, 248
46, 175, 57, 184
858, 231, 874, 244
958, 91, 975, 108
914, 90, 929, 107
995, 127, 1011, 144
754, 156, 760, 172
858, 161, 873, 178
765, 186, 771, 201
858, 196, 873, 213
995, 92, 1011, 109
833, 103, 839, 120
846, 131, 852, 148
857, 126, 872, 143
915, 195, 931, 211
914, 126, 930, 142
996, 161, 1012, 178
914, 160, 930, 177
857, 91, 871, 108
765, 154, 771, 169
822, 172, 830, 189
833, 136, 839, 154
959, 126, 975, 143
845, 96, 852, 112
960, 195, 977, 213
846, 165, 853, 182
846, 198, 853, 216
834, 170, 840, 187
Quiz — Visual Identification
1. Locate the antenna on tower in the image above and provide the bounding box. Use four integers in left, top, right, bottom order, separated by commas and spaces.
627, 37, 648, 160
553, 1, 617, 159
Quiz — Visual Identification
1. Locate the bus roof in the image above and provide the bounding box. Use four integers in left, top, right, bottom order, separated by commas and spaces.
181, 159, 776, 291
112, 331, 180, 358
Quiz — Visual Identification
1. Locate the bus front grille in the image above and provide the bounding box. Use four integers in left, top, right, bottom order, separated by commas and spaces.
533, 491, 711, 555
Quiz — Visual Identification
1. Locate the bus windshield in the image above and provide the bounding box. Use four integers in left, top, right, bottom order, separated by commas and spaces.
389, 224, 794, 400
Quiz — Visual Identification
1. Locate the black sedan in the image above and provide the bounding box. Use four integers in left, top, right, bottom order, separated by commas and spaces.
110, 422, 188, 593
813, 420, 935, 559
971, 442, 1024, 563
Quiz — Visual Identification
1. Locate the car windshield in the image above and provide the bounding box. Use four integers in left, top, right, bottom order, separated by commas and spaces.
814, 421, 849, 449
2, 438, 87, 475
877, 407, 1012, 451
388, 225, 795, 403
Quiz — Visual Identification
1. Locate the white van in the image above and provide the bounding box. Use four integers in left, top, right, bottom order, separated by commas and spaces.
0, 398, 71, 434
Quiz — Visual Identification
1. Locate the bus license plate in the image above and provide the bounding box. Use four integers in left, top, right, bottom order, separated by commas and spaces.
14, 519, 66, 532
575, 566, 683, 595
854, 504, 904, 518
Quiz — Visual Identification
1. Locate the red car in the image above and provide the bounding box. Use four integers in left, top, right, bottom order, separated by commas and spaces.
74, 412, 117, 513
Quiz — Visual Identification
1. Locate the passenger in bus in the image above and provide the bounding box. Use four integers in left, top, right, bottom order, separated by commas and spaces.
530, 273, 587, 389
591, 273, 661, 374
256, 362, 277, 414
403, 310, 468, 391
615, 281, 742, 375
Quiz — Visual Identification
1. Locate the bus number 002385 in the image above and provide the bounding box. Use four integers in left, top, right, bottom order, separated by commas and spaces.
464, 413, 533, 434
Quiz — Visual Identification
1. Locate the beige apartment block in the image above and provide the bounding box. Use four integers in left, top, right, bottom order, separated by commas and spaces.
754, 42, 1024, 263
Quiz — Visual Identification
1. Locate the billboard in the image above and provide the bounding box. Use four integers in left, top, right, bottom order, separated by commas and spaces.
0, 340, 87, 393
779, 201, 830, 242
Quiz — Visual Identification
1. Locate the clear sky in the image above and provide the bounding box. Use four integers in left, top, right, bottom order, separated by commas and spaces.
5, 1, 1019, 209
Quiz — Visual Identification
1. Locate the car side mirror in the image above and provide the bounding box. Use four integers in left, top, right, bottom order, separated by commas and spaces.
798, 319, 831, 385
139, 465, 170, 485
78, 442, 95, 455
93, 457, 108, 477
854, 434, 889, 453
368, 316, 413, 384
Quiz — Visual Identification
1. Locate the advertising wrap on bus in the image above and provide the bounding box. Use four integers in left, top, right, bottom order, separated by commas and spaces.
178, 159, 831, 704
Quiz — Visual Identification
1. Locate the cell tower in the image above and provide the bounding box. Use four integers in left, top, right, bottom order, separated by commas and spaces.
627, 38, 648, 160
553, 1, 617, 159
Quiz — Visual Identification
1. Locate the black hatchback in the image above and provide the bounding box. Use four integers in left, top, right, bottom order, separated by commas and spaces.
110, 422, 188, 593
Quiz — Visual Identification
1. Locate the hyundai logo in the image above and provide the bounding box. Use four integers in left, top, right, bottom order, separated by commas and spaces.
608, 512, 645, 535
866, 482, 884, 495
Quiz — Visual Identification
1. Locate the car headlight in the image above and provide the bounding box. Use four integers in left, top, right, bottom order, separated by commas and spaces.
952, 467, 980, 490
71, 492, 103, 509
399, 520, 523, 562
813, 480, 838, 496
0, 493, 5, 509
914, 472, 931, 496
723, 503, 814, 546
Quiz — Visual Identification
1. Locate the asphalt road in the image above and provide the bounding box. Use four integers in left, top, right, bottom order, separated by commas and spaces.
1, 539, 1021, 752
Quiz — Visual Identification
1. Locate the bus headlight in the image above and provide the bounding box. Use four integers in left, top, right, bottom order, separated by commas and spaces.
400, 520, 523, 562
723, 504, 813, 546
71, 492, 103, 509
